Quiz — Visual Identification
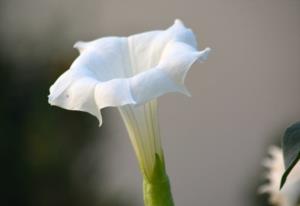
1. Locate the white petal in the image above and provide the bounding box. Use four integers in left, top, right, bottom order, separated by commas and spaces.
159, 41, 211, 95
48, 19, 210, 125
126, 19, 199, 75
49, 72, 102, 124
129, 68, 184, 104
94, 78, 136, 109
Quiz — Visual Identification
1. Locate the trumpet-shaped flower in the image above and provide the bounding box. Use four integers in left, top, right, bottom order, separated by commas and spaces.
258, 146, 300, 206
48, 19, 210, 206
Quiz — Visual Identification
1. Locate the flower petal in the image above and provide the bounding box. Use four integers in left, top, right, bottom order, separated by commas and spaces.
159, 42, 211, 95
126, 19, 198, 75
49, 72, 102, 124
48, 19, 210, 125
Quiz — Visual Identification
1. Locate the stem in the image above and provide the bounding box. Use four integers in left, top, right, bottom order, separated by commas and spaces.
143, 175, 174, 206
143, 154, 174, 206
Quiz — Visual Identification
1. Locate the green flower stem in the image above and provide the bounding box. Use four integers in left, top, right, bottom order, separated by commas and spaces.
143, 154, 174, 206
143, 175, 174, 206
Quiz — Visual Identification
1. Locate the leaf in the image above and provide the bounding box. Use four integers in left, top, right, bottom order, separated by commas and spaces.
280, 122, 300, 189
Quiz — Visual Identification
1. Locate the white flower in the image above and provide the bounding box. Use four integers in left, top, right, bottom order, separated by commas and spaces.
48, 19, 210, 178
258, 146, 300, 206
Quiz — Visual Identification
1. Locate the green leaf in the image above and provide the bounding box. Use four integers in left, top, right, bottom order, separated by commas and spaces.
280, 122, 300, 189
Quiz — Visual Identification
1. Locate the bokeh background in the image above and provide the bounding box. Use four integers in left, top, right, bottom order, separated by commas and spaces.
1, 0, 300, 205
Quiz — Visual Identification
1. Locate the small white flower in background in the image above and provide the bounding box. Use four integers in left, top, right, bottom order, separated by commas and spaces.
48, 19, 210, 205
259, 146, 300, 206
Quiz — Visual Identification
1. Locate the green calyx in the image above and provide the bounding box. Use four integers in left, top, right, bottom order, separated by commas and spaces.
143, 154, 174, 206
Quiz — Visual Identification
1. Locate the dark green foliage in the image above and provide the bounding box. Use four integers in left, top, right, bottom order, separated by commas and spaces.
280, 122, 300, 189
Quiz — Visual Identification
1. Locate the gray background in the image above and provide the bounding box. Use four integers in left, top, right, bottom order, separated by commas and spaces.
1, 0, 300, 205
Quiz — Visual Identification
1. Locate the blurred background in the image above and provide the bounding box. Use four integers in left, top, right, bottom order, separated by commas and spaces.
1, 0, 300, 205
